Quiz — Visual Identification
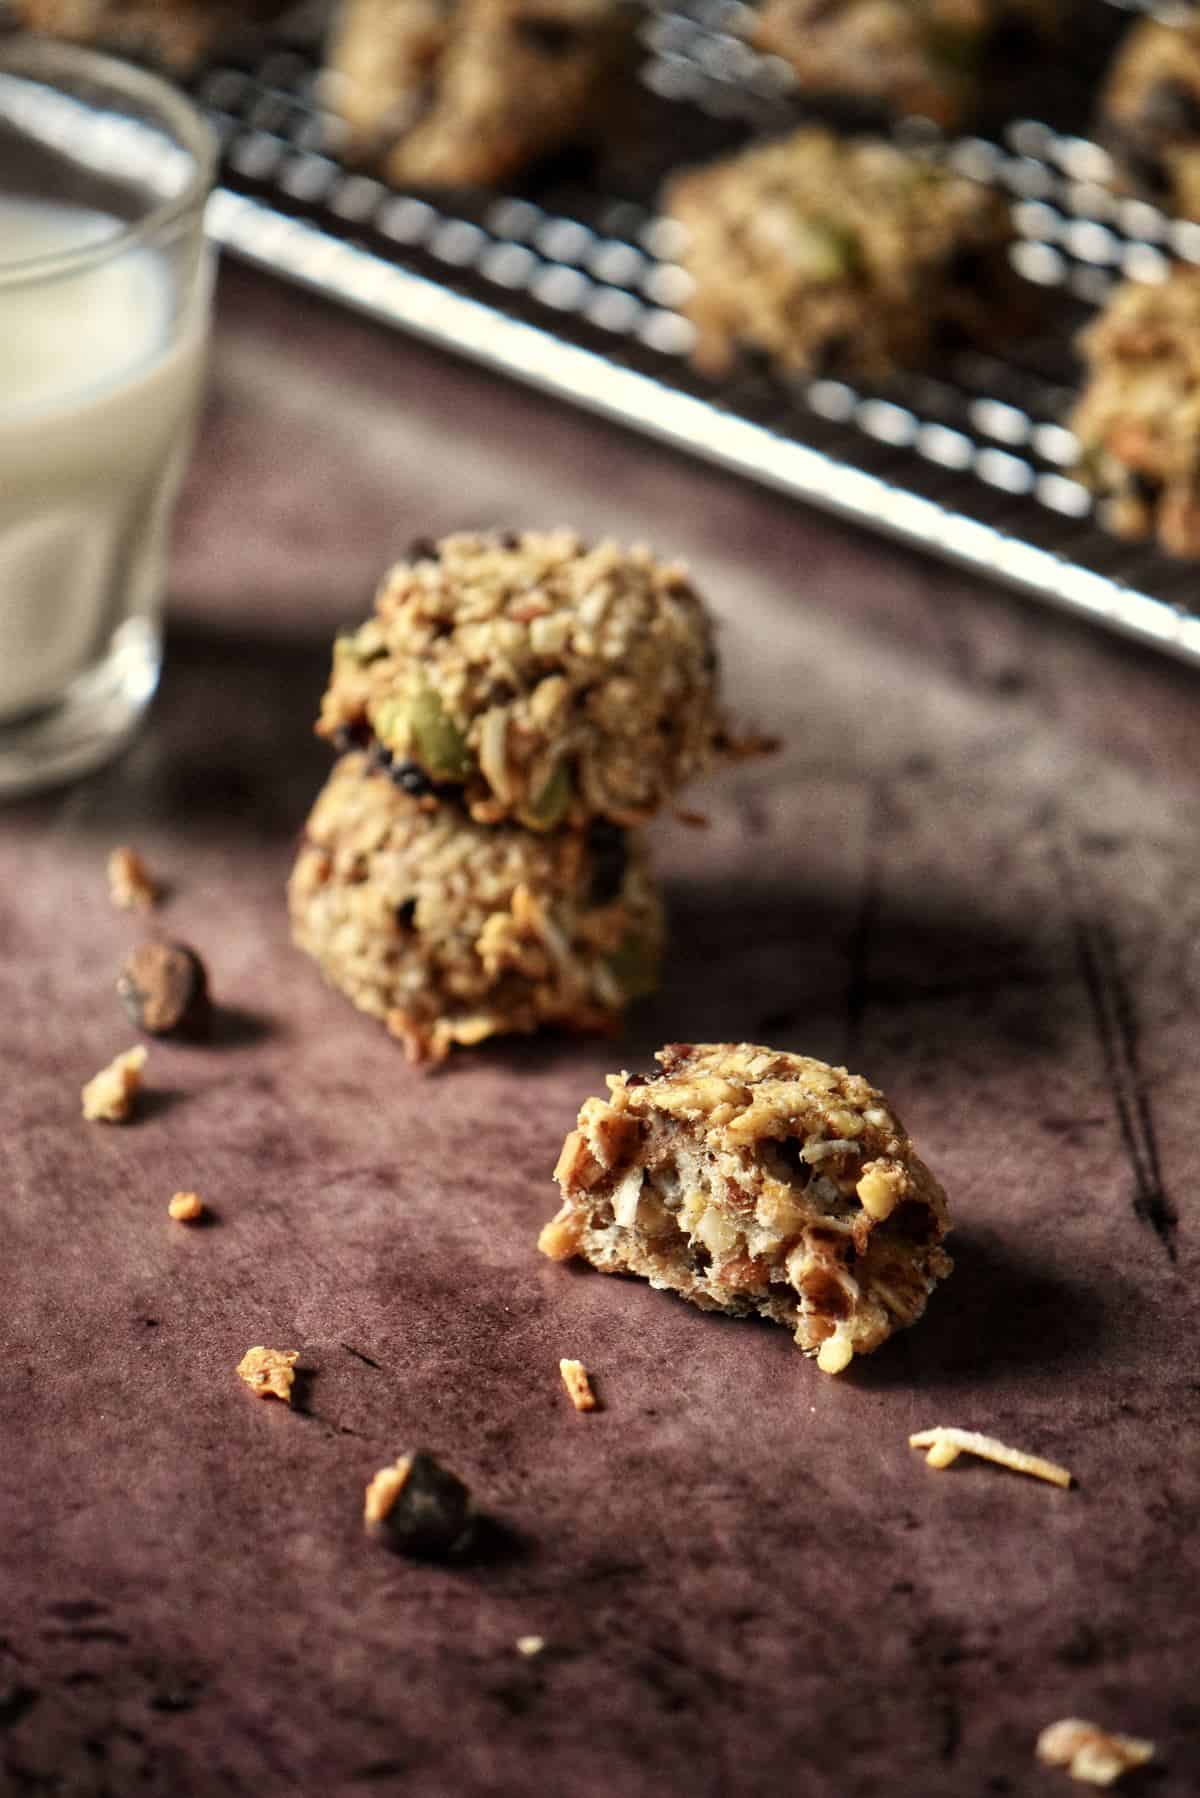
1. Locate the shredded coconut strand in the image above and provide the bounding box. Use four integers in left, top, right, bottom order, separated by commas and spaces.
909, 1427, 1073, 1488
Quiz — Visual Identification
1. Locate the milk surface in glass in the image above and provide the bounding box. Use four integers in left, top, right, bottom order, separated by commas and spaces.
0, 197, 208, 721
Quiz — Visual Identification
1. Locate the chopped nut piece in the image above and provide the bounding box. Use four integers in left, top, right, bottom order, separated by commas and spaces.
909, 1427, 1073, 1488
1036, 1718, 1155, 1786
816, 1332, 855, 1375
168, 1191, 205, 1223
516, 1635, 546, 1657
559, 1358, 598, 1412
363, 1451, 471, 1558
236, 1347, 299, 1403
118, 941, 210, 1037
107, 845, 159, 911
81, 1046, 147, 1124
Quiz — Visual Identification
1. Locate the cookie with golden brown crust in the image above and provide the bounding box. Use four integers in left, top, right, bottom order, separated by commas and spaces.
324, 0, 633, 188
539, 1042, 952, 1373
317, 530, 729, 831
662, 128, 1016, 381
289, 753, 663, 1062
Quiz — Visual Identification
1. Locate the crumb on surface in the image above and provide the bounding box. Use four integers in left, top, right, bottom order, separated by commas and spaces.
559, 1358, 598, 1412
516, 1635, 546, 1657
81, 1046, 147, 1124
1036, 1717, 1155, 1786
364, 1460, 409, 1527
910, 1427, 1073, 1488
236, 1346, 299, 1403
168, 1190, 205, 1223
107, 845, 159, 911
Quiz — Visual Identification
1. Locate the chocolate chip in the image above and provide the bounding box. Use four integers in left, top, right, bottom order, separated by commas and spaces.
586, 820, 628, 906
117, 942, 210, 1038
389, 760, 436, 798
396, 900, 417, 929
625, 1073, 648, 1088
498, 530, 522, 549
365, 741, 394, 774
408, 536, 439, 562
366, 1451, 471, 1559
1131, 470, 1162, 507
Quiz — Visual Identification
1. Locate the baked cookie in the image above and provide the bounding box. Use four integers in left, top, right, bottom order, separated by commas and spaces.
753, 0, 992, 131
752, 0, 1064, 131
323, 0, 633, 188
1098, 17, 1200, 218
662, 128, 1016, 380
318, 531, 728, 830
539, 1042, 952, 1373
288, 752, 663, 1062
11, 0, 288, 69
1070, 267, 1200, 557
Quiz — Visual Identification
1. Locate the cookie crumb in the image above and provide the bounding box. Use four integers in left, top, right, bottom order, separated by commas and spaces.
1036, 1718, 1155, 1785
559, 1358, 598, 1412
168, 1190, 205, 1223
364, 1451, 471, 1557
81, 1046, 147, 1124
910, 1427, 1073, 1489
107, 845, 159, 911
515, 1635, 546, 1657
236, 1346, 299, 1403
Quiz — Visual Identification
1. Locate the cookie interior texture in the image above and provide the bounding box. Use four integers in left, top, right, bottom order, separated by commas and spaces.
288, 753, 664, 1062
317, 529, 726, 830
540, 1043, 952, 1372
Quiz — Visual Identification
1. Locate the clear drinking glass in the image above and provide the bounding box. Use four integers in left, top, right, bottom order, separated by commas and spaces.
0, 37, 216, 796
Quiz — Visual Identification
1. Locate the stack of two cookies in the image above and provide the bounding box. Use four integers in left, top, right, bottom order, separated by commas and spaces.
288, 530, 730, 1062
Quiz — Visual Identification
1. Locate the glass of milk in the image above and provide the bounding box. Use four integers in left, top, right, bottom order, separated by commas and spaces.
0, 37, 216, 795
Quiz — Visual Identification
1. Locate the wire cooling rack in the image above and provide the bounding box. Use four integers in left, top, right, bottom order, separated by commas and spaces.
168, 8, 1200, 662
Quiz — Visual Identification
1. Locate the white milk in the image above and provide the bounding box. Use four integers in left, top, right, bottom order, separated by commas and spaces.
0, 198, 209, 720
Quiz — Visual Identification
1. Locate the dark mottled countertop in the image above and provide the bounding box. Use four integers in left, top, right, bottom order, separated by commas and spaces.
2, 262, 1197, 1797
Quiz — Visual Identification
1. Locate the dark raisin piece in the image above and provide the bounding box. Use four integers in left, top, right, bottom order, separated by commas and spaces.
117, 941, 210, 1038
364, 1451, 472, 1559
390, 760, 436, 798
332, 721, 371, 754
586, 819, 628, 906
513, 17, 579, 55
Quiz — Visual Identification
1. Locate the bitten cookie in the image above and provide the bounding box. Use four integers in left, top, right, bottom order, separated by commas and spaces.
323, 0, 632, 188
12, 0, 287, 68
1098, 16, 1200, 219
288, 753, 663, 1062
539, 1043, 952, 1373
663, 128, 1016, 380
318, 530, 728, 830
1069, 267, 1200, 557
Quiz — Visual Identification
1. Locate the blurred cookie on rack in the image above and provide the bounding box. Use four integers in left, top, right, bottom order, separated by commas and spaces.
752, 0, 1068, 132
1098, 15, 1200, 219
1070, 265, 1200, 557
662, 127, 1017, 380
322, 0, 635, 187
10, 0, 289, 69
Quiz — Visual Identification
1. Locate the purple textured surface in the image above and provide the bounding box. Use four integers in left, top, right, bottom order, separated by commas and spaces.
2, 264, 1198, 1797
